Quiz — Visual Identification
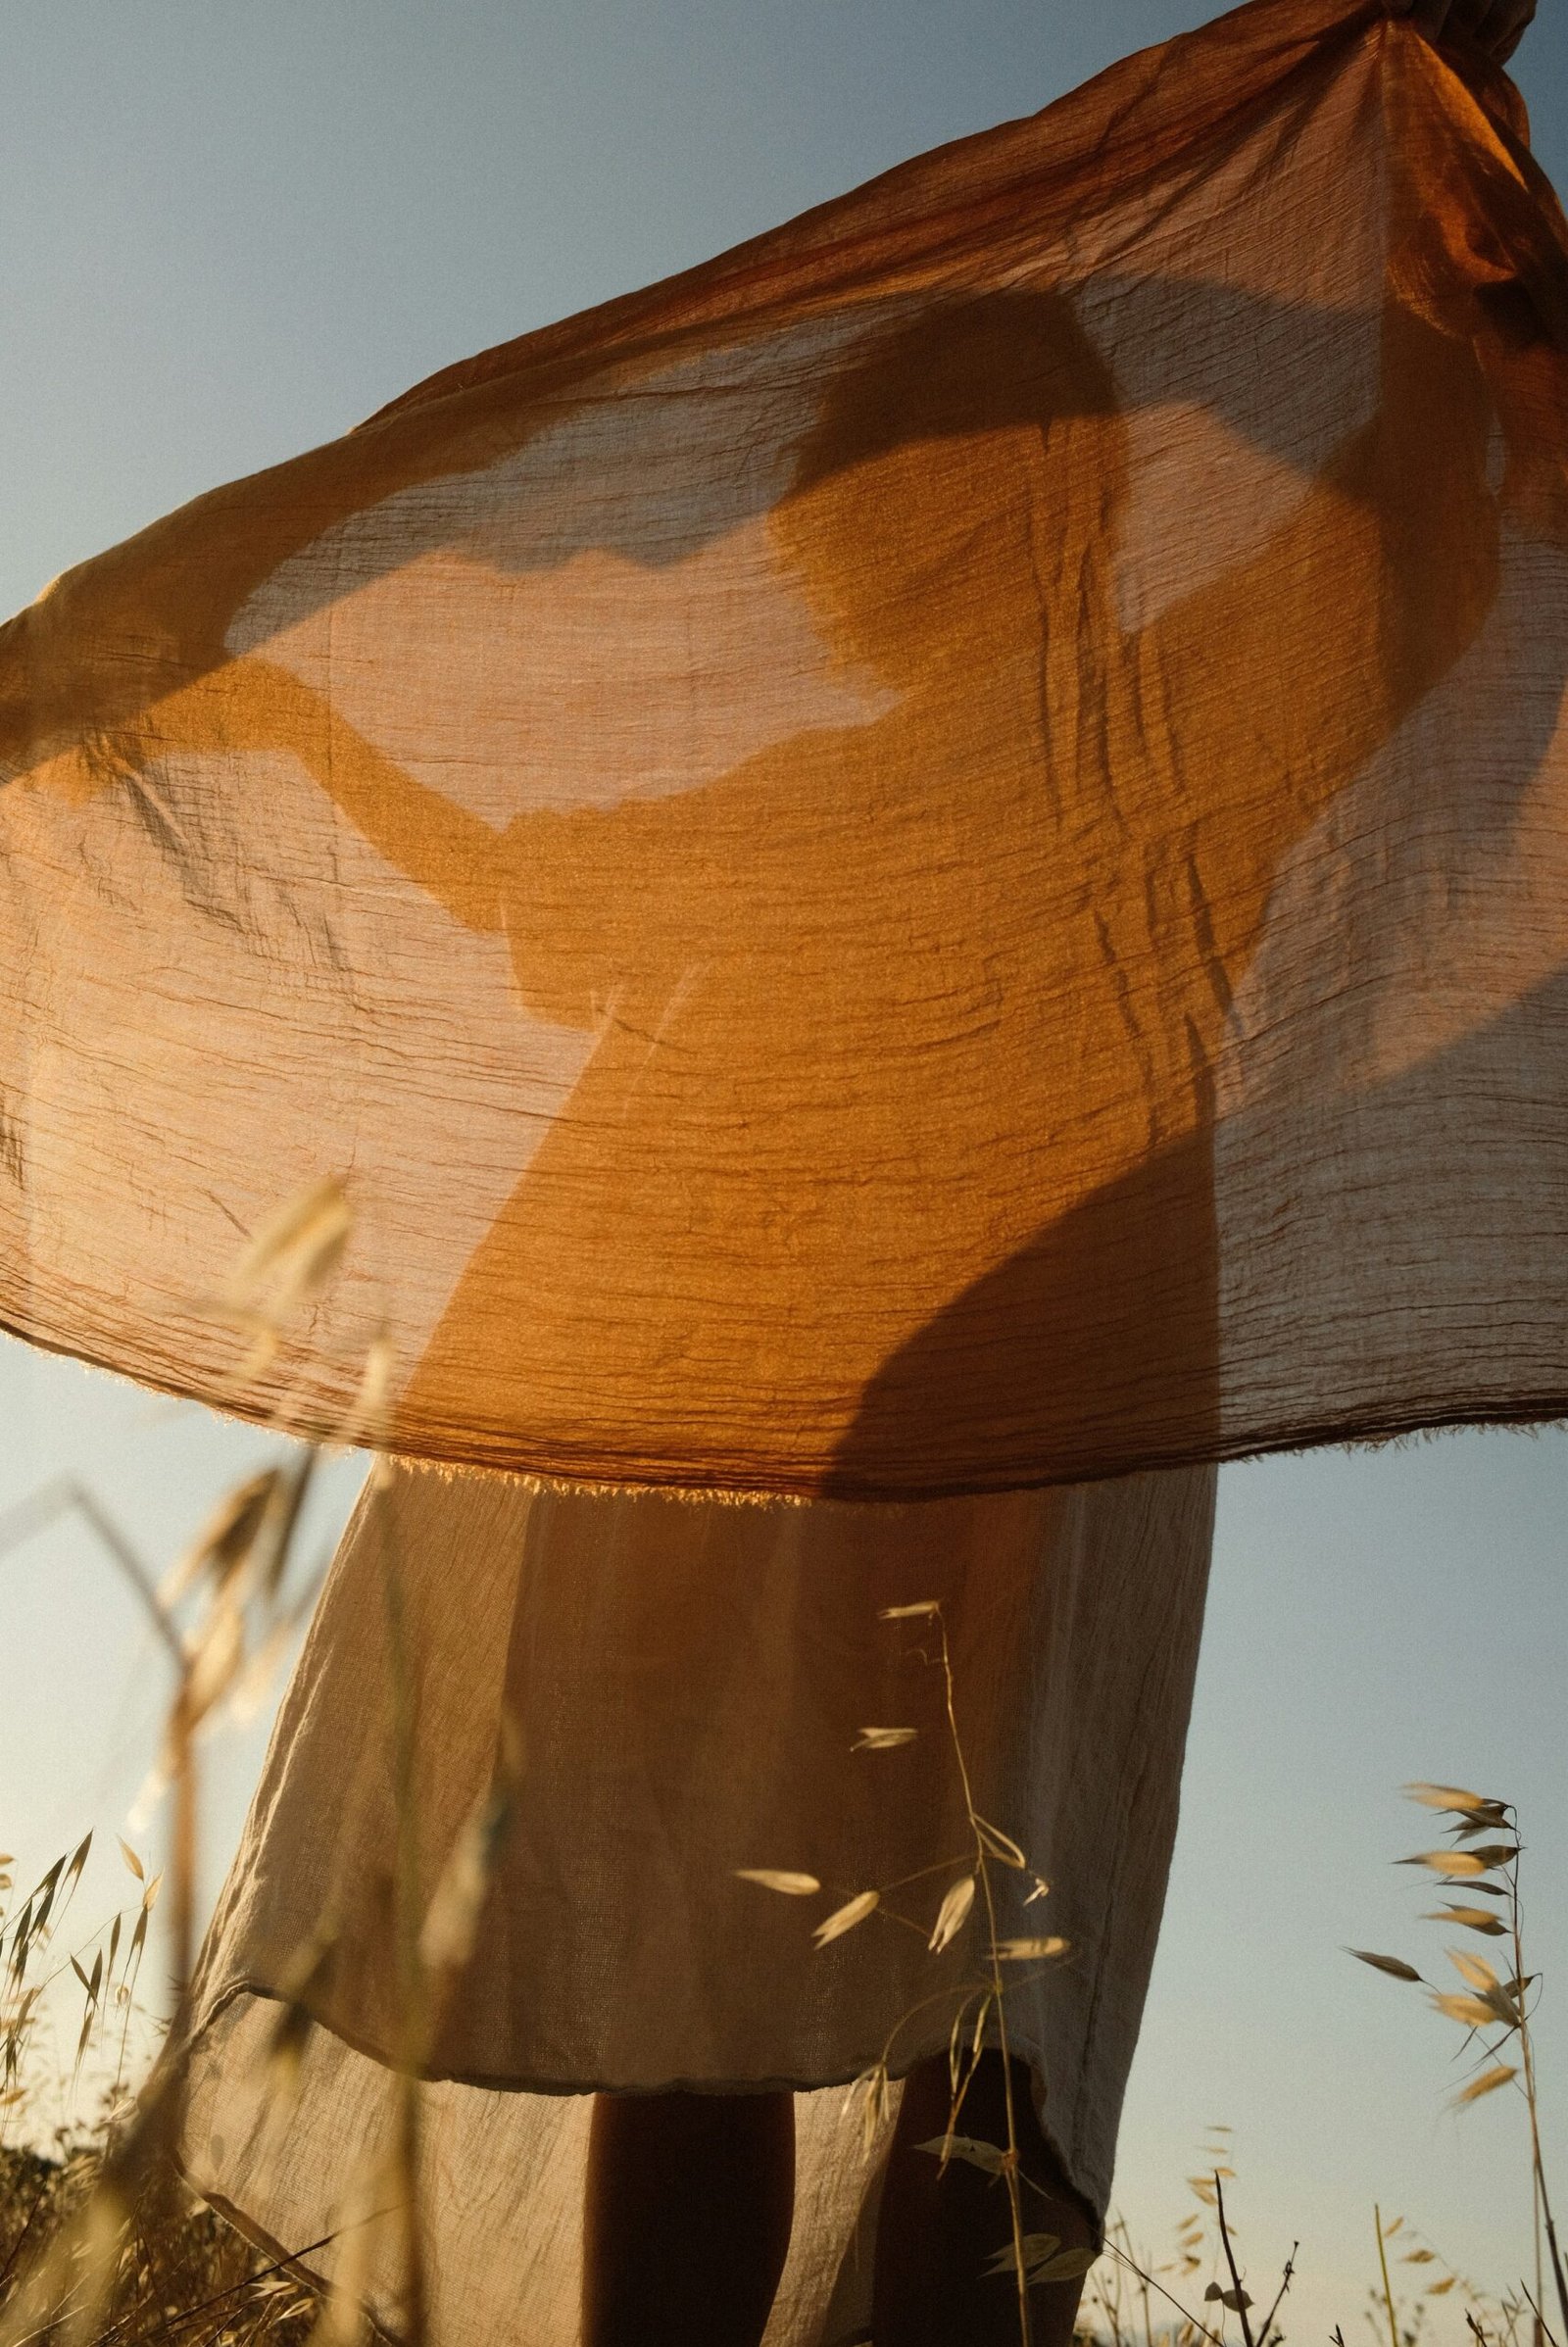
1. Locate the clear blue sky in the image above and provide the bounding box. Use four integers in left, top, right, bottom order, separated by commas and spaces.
0, 1, 1565, 2332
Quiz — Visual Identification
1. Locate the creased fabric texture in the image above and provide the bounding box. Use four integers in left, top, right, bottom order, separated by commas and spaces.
2, 0, 1567, 1499
180, 1459, 1217, 2344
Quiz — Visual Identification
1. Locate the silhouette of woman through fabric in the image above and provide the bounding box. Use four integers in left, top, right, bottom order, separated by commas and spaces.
200, 273, 1494, 1489
176, 81, 1548, 2347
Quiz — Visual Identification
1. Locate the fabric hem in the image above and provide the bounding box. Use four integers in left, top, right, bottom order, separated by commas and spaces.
183, 1978, 1084, 2151
17, 1294, 1566, 1506
380, 1400, 1568, 1507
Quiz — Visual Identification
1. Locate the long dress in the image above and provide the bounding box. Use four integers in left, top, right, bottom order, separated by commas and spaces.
180, 1461, 1215, 2346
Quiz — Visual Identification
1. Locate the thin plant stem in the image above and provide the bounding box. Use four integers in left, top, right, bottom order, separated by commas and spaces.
1129, 2219, 1154, 2347
376, 1482, 429, 2347
1509, 1826, 1547, 2347
935, 1614, 1032, 2347
1254, 2240, 1298, 2347
1377, 2204, 1401, 2347
1507, 1833, 1568, 2347
1214, 2174, 1256, 2347
0, 1480, 181, 1670
0, 2185, 51, 2297
1087, 2225, 1224, 2347
1519, 2283, 1561, 2347
92, 2230, 343, 2347
169, 1687, 197, 2012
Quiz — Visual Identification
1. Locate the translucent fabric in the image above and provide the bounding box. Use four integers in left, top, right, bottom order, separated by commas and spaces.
179, 1460, 1217, 2344
1, 0, 1566, 1498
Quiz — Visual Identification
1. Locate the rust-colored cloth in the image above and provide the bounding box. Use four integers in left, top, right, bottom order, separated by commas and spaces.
3, 0, 1566, 1499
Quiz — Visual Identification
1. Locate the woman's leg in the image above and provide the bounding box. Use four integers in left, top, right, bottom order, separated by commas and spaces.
873, 2049, 1097, 2347
582, 2087, 796, 2347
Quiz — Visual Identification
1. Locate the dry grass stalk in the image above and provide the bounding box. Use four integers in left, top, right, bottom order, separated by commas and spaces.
1349, 1783, 1565, 2347
742, 1583, 1325, 2347
0, 1181, 460, 2347
740, 1596, 1097, 2346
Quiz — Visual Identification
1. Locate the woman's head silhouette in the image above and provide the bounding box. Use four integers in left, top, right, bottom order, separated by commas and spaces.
774, 293, 1123, 689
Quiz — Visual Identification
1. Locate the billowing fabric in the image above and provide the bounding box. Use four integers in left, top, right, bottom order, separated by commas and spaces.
180, 1459, 1217, 2344
2, 0, 1566, 1498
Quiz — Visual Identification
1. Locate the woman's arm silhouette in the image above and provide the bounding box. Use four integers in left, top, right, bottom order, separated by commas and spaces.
143, 656, 509, 936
